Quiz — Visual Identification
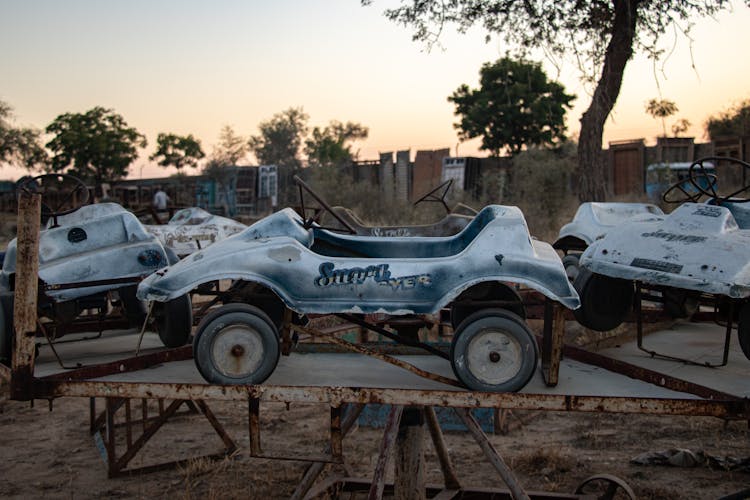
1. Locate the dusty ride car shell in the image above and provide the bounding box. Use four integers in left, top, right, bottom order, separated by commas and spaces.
553, 202, 664, 281
0, 203, 193, 362
575, 203, 750, 354
138, 205, 580, 393
145, 207, 247, 258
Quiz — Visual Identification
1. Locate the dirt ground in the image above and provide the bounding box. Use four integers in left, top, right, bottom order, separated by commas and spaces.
0, 377, 748, 499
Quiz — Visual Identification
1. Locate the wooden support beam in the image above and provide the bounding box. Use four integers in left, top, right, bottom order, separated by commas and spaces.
11, 190, 40, 400
541, 299, 565, 387
394, 407, 426, 500
424, 406, 461, 490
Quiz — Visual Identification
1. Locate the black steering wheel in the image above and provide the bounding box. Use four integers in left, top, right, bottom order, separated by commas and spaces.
413, 179, 453, 214
689, 156, 750, 203
18, 174, 90, 227
661, 171, 717, 204
293, 175, 356, 234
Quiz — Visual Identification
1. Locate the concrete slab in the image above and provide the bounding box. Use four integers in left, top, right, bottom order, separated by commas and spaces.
597, 321, 749, 398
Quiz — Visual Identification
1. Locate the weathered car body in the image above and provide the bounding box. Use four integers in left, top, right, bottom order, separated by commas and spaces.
137, 205, 579, 393
2, 203, 175, 302
145, 207, 247, 257
580, 202, 750, 299
553, 202, 665, 253
138, 206, 579, 313
0, 202, 192, 360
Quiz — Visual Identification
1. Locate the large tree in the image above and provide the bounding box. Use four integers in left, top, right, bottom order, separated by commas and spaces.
150, 133, 205, 172
46, 107, 146, 186
365, 0, 744, 201
706, 99, 750, 139
449, 57, 574, 157
304, 120, 369, 167
0, 100, 48, 172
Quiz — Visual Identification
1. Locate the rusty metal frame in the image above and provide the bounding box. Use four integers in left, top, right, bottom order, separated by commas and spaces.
90, 396, 237, 477
634, 284, 736, 368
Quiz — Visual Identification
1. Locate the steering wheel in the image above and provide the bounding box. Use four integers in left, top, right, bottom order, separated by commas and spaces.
661, 172, 717, 204
293, 175, 356, 234
689, 156, 750, 203
413, 179, 453, 214
18, 174, 90, 226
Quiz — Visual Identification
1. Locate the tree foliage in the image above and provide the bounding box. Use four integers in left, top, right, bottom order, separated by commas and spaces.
304, 120, 369, 167
365, 0, 745, 201
45, 107, 146, 185
449, 57, 574, 157
248, 107, 309, 169
150, 133, 205, 172
706, 99, 750, 139
212, 125, 249, 166
0, 100, 48, 172
645, 98, 678, 137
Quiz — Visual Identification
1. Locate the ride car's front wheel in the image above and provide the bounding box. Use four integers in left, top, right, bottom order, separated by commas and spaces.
193, 303, 280, 385
738, 303, 750, 361
153, 294, 193, 348
573, 268, 634, 332
450, 308, 538, 393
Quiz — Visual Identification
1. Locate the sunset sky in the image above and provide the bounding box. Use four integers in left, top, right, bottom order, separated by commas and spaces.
1, 0, 749, 180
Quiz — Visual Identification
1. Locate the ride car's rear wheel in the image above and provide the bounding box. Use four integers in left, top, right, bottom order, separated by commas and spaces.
573, 268, 634, 332
738, 303, 750, 361
0, 292, 13, 364
193, 303, 280, 385
450, 308, 537, 393
154, 294, 193, 348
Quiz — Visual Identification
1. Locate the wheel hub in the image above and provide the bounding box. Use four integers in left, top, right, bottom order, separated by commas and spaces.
467, 329, 522, 385
211, 325, 264, 378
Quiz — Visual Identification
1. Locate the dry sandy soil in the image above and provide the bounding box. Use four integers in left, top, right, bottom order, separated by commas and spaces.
0, 378, 748, 499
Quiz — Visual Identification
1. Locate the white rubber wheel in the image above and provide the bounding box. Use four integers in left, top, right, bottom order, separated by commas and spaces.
450, 308, 537, 393
193, 303, 279, 385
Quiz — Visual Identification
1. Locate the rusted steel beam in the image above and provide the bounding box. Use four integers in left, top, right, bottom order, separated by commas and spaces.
115, 399, 185, 472
424, 407, 461, 490
369, 405, 403, 500
33, 381, 750, 419
455, 408, 530, 500
291, 324, 462, 389
39, 345, 193, 382
291, 404, 365, 500
195, 399, 237, 454
10, 190, 41, 400
249, 397, 261, 456
330, 405, 343, 460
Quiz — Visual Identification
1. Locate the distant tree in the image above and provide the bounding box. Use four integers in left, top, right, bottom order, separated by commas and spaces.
449, 57, 574, 157
0, 100, 48, 172
304, 120, 369, 167
645, 98, 678, 138
706, 99, 750, 139
671, 118, 691, 137
365, 0, 746, 201
249, 107, 309, 170
213, 125, 249, 166
46, 107, 146, 187
249, 107, 309, 205
150, 133, 205, 172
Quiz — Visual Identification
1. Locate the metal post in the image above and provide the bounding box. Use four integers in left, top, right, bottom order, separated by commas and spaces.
10, 190, 41, 400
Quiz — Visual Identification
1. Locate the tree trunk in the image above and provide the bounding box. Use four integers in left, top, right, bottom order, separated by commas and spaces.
577, 0, 641, 202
